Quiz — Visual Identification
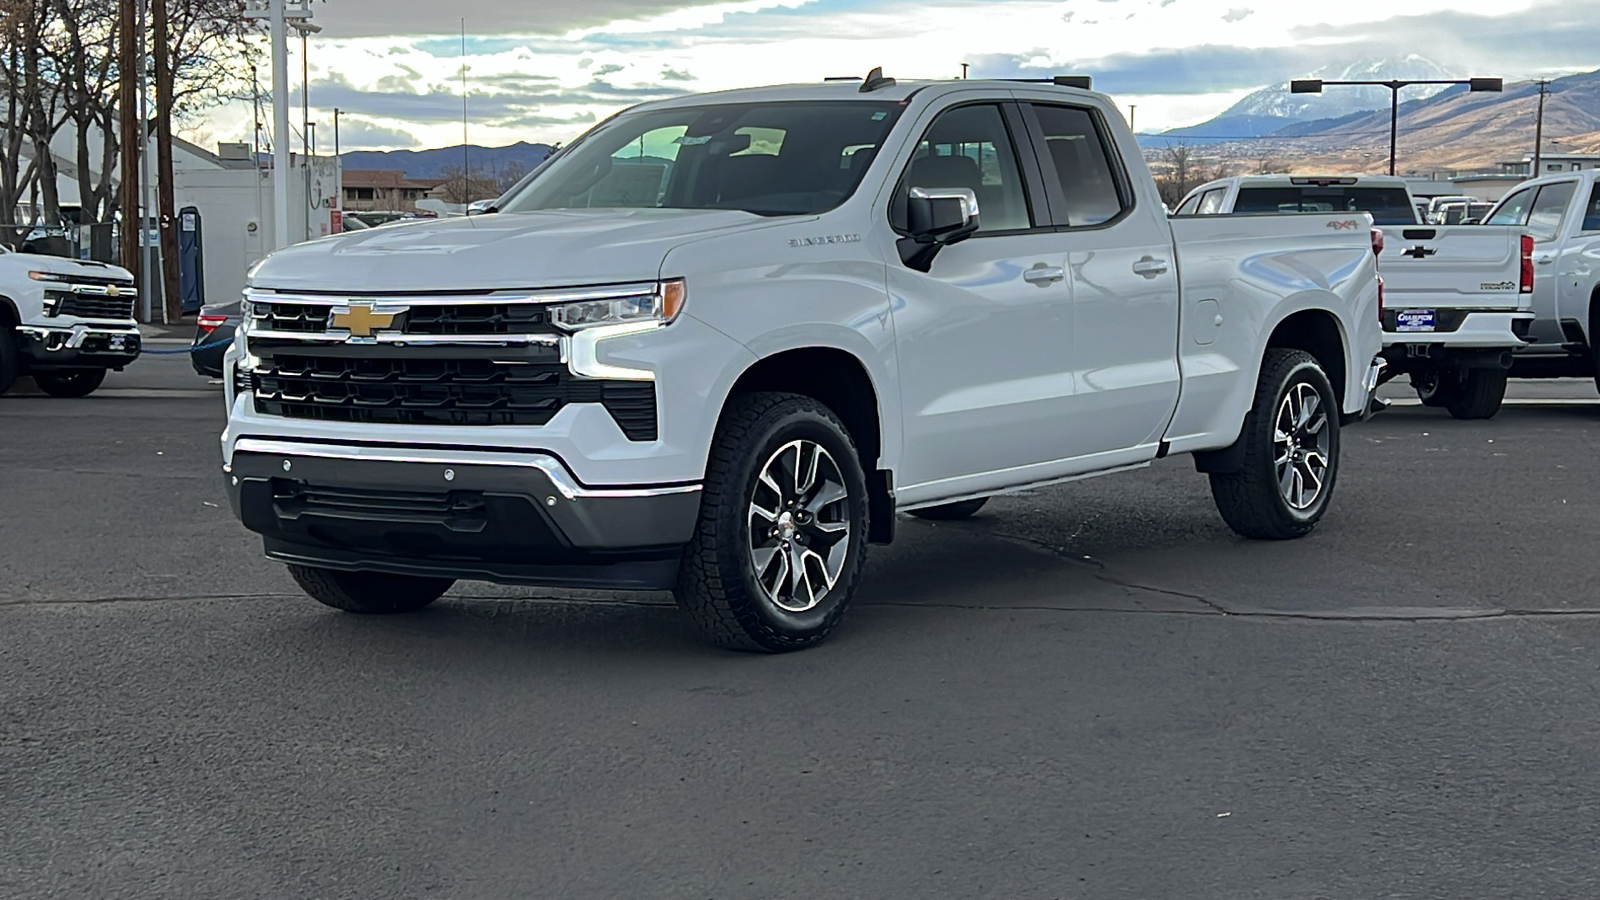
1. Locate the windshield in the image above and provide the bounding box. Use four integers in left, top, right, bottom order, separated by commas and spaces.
1234, 186, 1419, 225
500, 101, 903, 217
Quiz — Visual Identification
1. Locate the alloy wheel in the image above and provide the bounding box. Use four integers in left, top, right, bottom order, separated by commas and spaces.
1273, 382, 1331, 510
747, 439, 852, 613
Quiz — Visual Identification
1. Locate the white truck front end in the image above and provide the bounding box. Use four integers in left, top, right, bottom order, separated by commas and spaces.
0, 251, 141, 397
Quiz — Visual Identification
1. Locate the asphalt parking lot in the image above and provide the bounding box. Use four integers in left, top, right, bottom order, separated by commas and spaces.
5, 353, 1600, 898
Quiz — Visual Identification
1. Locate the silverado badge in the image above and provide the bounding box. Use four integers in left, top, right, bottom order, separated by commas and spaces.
330, 302, 400, 337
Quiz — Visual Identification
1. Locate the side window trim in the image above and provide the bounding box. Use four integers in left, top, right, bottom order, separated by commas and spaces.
887, 99, 1052, 237
1016, 101, 1135, 231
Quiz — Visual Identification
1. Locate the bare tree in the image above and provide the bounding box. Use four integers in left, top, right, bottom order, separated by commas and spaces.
436, 164, 499, 205
1152, 142, 1195, 207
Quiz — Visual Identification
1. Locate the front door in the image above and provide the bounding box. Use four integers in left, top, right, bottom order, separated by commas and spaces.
887, 101, 1076, 494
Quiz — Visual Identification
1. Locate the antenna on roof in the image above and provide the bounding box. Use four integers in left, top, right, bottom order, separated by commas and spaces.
860, 66, 896, 93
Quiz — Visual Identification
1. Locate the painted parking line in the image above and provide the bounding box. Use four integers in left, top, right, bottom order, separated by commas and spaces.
1385, 398, 1599, 407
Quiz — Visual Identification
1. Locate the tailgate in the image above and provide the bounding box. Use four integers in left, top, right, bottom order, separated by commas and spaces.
1378, 225, 1528, 309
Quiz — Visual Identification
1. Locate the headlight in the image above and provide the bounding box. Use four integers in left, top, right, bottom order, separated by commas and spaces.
28, 270, 68, 282
550, 279, 685, 332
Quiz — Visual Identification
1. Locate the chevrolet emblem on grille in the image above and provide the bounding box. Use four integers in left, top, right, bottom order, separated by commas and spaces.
330, 302, 403, 338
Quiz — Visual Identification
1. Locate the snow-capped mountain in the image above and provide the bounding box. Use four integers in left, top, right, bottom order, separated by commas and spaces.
1160, 55, 1459, 139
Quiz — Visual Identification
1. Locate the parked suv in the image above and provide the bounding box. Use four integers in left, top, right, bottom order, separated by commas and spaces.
223, 74, 1383, 651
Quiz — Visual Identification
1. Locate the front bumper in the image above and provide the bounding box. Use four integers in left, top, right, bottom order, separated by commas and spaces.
224, 439, 702, 590
16, 323, 141, 369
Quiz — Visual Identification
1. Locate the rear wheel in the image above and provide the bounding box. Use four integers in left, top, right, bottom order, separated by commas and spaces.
1443, 368, 1507, 420
1210, 349, 1340, 540
908, 498, 988, 521
1411, 368, 1448, 407
34, 368, 106, 398
674, 392, 869, 653
287, 565, 453, 614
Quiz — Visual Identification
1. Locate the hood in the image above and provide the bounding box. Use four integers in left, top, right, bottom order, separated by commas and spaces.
0, 250, 134, 283
250, 208, 783, 293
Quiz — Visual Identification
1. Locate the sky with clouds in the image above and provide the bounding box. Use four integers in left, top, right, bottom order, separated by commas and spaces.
203, 0, 1600, 153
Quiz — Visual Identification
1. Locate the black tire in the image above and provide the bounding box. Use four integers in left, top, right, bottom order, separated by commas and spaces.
1210, 349, 1341, 540
674, 392, 870, 652
34, 368, 106, 398
287, 564, 453, 614
0, 329, 18, 396
1444, 368, 1507, 420
908, 497, 988, 521
1410, 368, 1448, 408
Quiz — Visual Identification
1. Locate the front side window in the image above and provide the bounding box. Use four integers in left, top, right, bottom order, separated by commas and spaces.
1029, 104, 1126, 227
893, 103, 1034, 234
1486, 188, 1533, 226
1196, 189, 1227, 215
500, 101, 902, 216
1233, 186, 1417, 224
1527, 181, 1578, 242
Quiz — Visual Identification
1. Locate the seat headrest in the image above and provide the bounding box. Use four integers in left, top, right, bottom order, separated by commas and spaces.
907, 153, 981, 192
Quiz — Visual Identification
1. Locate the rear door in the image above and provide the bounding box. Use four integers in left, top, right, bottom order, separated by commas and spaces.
1491, 181, 1580, 344
1019, 100, 1181, 457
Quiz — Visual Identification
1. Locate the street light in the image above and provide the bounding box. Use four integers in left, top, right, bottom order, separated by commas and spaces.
1291, 76, 1503, 176
291, 20, 322, 160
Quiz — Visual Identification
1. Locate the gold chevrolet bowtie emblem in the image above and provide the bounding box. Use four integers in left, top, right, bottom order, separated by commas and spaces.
105, 285, 121, 298
330, 302, 398, 337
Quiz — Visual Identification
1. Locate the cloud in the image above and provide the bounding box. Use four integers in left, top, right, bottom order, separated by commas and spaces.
1221, 7, 1251, 22
334, 118, 422, 150
660, 67, 696, 81
594, 63, 626, 76
968, 44, 1315, 95
303, 73, 691, 125
310, 0, 812, 38
1289, 0, 1600, 72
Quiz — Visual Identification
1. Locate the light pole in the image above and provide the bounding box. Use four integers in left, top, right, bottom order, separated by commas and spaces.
291, 20, 321, 160
243, 0, 313, 251
1291, 76, 1503, 176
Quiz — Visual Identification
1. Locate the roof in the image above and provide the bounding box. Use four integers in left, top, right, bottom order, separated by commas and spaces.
637, 77, 1101, 112
341, 169, 445, 190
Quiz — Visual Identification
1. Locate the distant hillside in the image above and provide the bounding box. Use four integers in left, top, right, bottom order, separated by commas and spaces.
1147, 67, 1600, 175
340, 141, 554, 180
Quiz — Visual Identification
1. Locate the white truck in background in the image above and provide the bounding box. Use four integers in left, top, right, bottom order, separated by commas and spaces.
223, 73, 1383, 652
1482, 170, 1600, 390
0, 247, 142, 397
1177, 174, 1533, 419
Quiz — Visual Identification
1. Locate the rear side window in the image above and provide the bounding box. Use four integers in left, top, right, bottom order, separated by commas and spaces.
1174, 192, 1201, 216
1485, 188, 1533, 226
1028, 104, 1126, 227
1527, 181, 1577, 242
1583, 184, 1600, 233
1233, 186, 1417, 224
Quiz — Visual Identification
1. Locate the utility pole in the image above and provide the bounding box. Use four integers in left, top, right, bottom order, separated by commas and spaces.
1532, 80, 1551, 178
116, 0, 140, 308
960, 62, 969, 80
243, 1, 307, 251
461, 19, 470, 203
138, 0, 156, 321
1128, 104, 1136, 133
154, 0, 182, 323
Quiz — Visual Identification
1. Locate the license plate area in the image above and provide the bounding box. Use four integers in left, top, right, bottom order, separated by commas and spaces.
1395, 308, 1437, 333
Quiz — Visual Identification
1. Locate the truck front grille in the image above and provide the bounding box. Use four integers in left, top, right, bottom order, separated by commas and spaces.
249, 301, 557, 337
46, 290, 136, 320
251, 354, 657, 439
253, 302, 333, 333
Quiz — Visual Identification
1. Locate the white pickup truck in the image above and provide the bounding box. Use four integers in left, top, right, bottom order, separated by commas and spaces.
223, 73, 1382, 651
1481, 170, 1600, 389
0, 246, 142, 397
1177, 174, 1533, 419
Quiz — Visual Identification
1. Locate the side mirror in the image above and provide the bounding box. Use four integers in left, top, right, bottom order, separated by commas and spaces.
899, 186, 980, 272
466, 199, 497, 217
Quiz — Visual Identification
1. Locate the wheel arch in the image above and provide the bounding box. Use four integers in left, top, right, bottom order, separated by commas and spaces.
721, 345, 896, 544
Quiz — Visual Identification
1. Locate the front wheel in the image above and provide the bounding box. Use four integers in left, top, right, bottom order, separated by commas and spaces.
0, 331, 18, 396
1210, 349, 1341, 540
34, 369, 107, 398
674, 392, 869, 652
1444, 368, 1507, 420
288, 565, 453, 614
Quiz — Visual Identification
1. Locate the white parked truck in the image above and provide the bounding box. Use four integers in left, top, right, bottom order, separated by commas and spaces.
1481, 170, 1600, 389
223, 73, 1383, 651
1176, 174, 1533, 419
0, 247, 142, 397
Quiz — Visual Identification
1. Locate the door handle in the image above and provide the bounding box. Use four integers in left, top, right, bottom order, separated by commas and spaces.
1534, 255, 1556, 265
1024, 264, 1065, 286
1133, 256, 1169, 278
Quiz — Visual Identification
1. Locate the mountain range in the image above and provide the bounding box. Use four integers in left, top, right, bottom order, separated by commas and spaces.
340, 141, 554, 179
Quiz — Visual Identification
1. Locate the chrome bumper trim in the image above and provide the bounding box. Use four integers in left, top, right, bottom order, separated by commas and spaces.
228, 438, 699, 500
